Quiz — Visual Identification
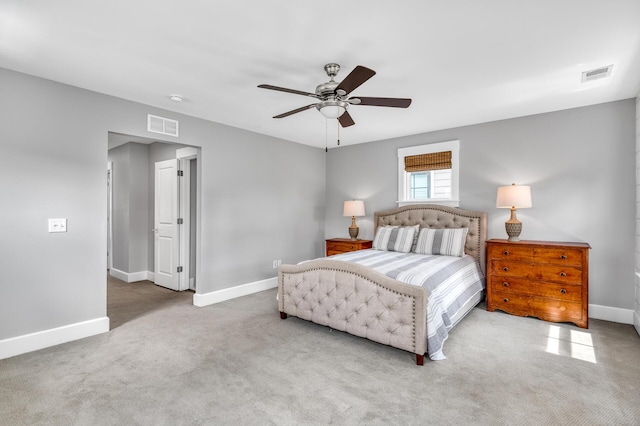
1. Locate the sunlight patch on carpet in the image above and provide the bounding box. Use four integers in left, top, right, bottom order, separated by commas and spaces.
545, 325, 596, 364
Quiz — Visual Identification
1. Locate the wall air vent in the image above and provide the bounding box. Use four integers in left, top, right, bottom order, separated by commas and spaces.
581, 65, 613, 83
147, 114, 179, 137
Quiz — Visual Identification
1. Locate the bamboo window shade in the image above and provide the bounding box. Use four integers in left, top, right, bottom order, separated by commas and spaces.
404, 151, 452, 172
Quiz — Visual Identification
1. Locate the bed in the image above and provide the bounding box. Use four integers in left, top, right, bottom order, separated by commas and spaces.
277, 204, 487, 365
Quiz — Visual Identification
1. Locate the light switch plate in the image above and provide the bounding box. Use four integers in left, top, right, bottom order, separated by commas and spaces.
49, 218, 67, 233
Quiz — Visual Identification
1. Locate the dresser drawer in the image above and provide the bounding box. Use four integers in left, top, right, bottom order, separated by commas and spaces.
325, 239, 373, 256
327, 241, 369, 252
489, 292, 584, 323
490, 277, 582, 302
490, 260, 583, 284
532, 247, 583, 266
327, 249, 345, 256
488, 245, 532, 262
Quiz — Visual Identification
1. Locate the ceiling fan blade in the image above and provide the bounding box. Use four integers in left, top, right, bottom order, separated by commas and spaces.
258, 84, 320, 99
338, 111, 355, 127
273, 104, 317, 119
354, 97, 412, 108
335, 66, 376, 95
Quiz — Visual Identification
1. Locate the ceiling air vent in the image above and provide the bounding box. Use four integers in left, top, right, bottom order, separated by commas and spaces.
581, 65, 613, 83
147, 114, 179, 137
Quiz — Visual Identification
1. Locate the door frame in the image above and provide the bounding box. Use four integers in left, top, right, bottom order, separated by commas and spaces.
107, 161, 113, 271
177, 147, 198, 292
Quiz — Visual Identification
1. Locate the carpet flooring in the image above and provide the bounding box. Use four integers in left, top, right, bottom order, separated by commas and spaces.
1, 275, 639, 425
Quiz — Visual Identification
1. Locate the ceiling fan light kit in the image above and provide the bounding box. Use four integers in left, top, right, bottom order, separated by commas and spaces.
258, 63, 412, 129
318, 100, 348, 118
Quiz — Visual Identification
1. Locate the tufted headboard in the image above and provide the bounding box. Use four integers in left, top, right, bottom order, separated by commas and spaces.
373, 204, 487, 272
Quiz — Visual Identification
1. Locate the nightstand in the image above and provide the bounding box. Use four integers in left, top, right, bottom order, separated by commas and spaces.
325, 238, 373, 256
486, 239, 590, 328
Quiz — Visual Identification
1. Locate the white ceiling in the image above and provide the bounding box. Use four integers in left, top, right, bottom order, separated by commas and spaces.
2, 1, 639, 149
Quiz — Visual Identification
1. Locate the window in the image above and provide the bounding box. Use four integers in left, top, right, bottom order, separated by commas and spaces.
410, 172, 430, 199
397, 140, 459, 207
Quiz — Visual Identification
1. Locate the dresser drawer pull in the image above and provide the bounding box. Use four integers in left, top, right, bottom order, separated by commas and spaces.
560, 272, 567, 277
503, 282, 509, 287
561, 289, 567, 294
503, 250, 509, 256
503, 298, 509, 303
503, 267, 509, 272
561, 255, 567, 259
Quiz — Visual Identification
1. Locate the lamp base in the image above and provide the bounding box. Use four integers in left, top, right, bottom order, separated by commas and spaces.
348, 215, 359, 240
505, 207, 522, 242
348, 226, 359, 240
505, 222, 522, 242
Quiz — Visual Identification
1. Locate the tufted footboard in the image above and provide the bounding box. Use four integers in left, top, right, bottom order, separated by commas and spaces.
278, 259, 428, 365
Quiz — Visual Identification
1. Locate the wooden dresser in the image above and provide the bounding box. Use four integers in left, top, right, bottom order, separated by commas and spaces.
486, 239, 590, 328
325, 238, 373, 256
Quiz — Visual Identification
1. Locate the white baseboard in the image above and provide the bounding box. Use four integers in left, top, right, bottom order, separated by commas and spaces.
0, 317, 110, 360
193, 276, 277, 307
589, 304, 634, 324
109, 268, 153, 283
634, 311, 640, 336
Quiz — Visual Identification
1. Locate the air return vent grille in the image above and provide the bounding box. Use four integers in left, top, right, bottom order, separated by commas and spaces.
147, 114, 179, 137
581, 65, 613, 83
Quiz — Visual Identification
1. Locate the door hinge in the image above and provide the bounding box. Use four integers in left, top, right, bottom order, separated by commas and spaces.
177, 266, 183, 273
177, 170, 184, 177
177, 218, 184, 225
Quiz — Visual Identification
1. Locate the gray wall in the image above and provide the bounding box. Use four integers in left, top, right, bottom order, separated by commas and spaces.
108, 142, 150, 274
0, 67, 325, 341
1, 70, 109, 338
326, 100, 636, 311
108, 144, 131, 271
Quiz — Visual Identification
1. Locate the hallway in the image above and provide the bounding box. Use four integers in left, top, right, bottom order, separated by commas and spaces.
107, 275, 193, 329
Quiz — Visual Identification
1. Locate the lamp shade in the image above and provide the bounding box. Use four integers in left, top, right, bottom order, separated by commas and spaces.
343, 200, 365, 217
496, 184, 532, 208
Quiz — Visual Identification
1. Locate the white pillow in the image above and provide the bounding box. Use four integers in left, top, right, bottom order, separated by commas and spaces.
372, 225, 419, 253
413, 228, 468, 257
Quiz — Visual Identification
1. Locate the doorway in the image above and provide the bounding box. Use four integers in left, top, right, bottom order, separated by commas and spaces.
107, 132, 199, 293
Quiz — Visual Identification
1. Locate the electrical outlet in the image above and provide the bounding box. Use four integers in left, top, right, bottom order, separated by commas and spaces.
272, 259, 282, 269
48, 218, 67, 233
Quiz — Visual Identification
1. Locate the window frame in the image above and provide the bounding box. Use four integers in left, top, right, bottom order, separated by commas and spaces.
397, 140, 460, 207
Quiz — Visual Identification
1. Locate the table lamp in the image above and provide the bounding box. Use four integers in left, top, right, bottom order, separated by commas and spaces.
343, 200, 365, 240
496, 183, 532, 242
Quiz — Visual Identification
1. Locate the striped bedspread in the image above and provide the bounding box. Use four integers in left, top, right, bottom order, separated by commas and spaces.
328, 249, 485, 360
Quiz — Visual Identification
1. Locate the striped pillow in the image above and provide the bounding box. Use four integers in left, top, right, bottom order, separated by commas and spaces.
413, 228, 468, 257
372, 225, 419, 253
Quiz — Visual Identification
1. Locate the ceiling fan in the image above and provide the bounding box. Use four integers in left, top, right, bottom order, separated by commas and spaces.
258, 63, 411, 128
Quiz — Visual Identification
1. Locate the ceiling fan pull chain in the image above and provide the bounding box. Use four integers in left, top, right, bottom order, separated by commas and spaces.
325, 118, 328, 153
337, 120, 340, 146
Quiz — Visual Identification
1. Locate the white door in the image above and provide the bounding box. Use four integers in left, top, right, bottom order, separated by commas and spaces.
154, 159, 180, 290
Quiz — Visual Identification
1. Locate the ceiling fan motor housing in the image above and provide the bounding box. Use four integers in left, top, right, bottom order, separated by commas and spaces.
315, 80, 339, 97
